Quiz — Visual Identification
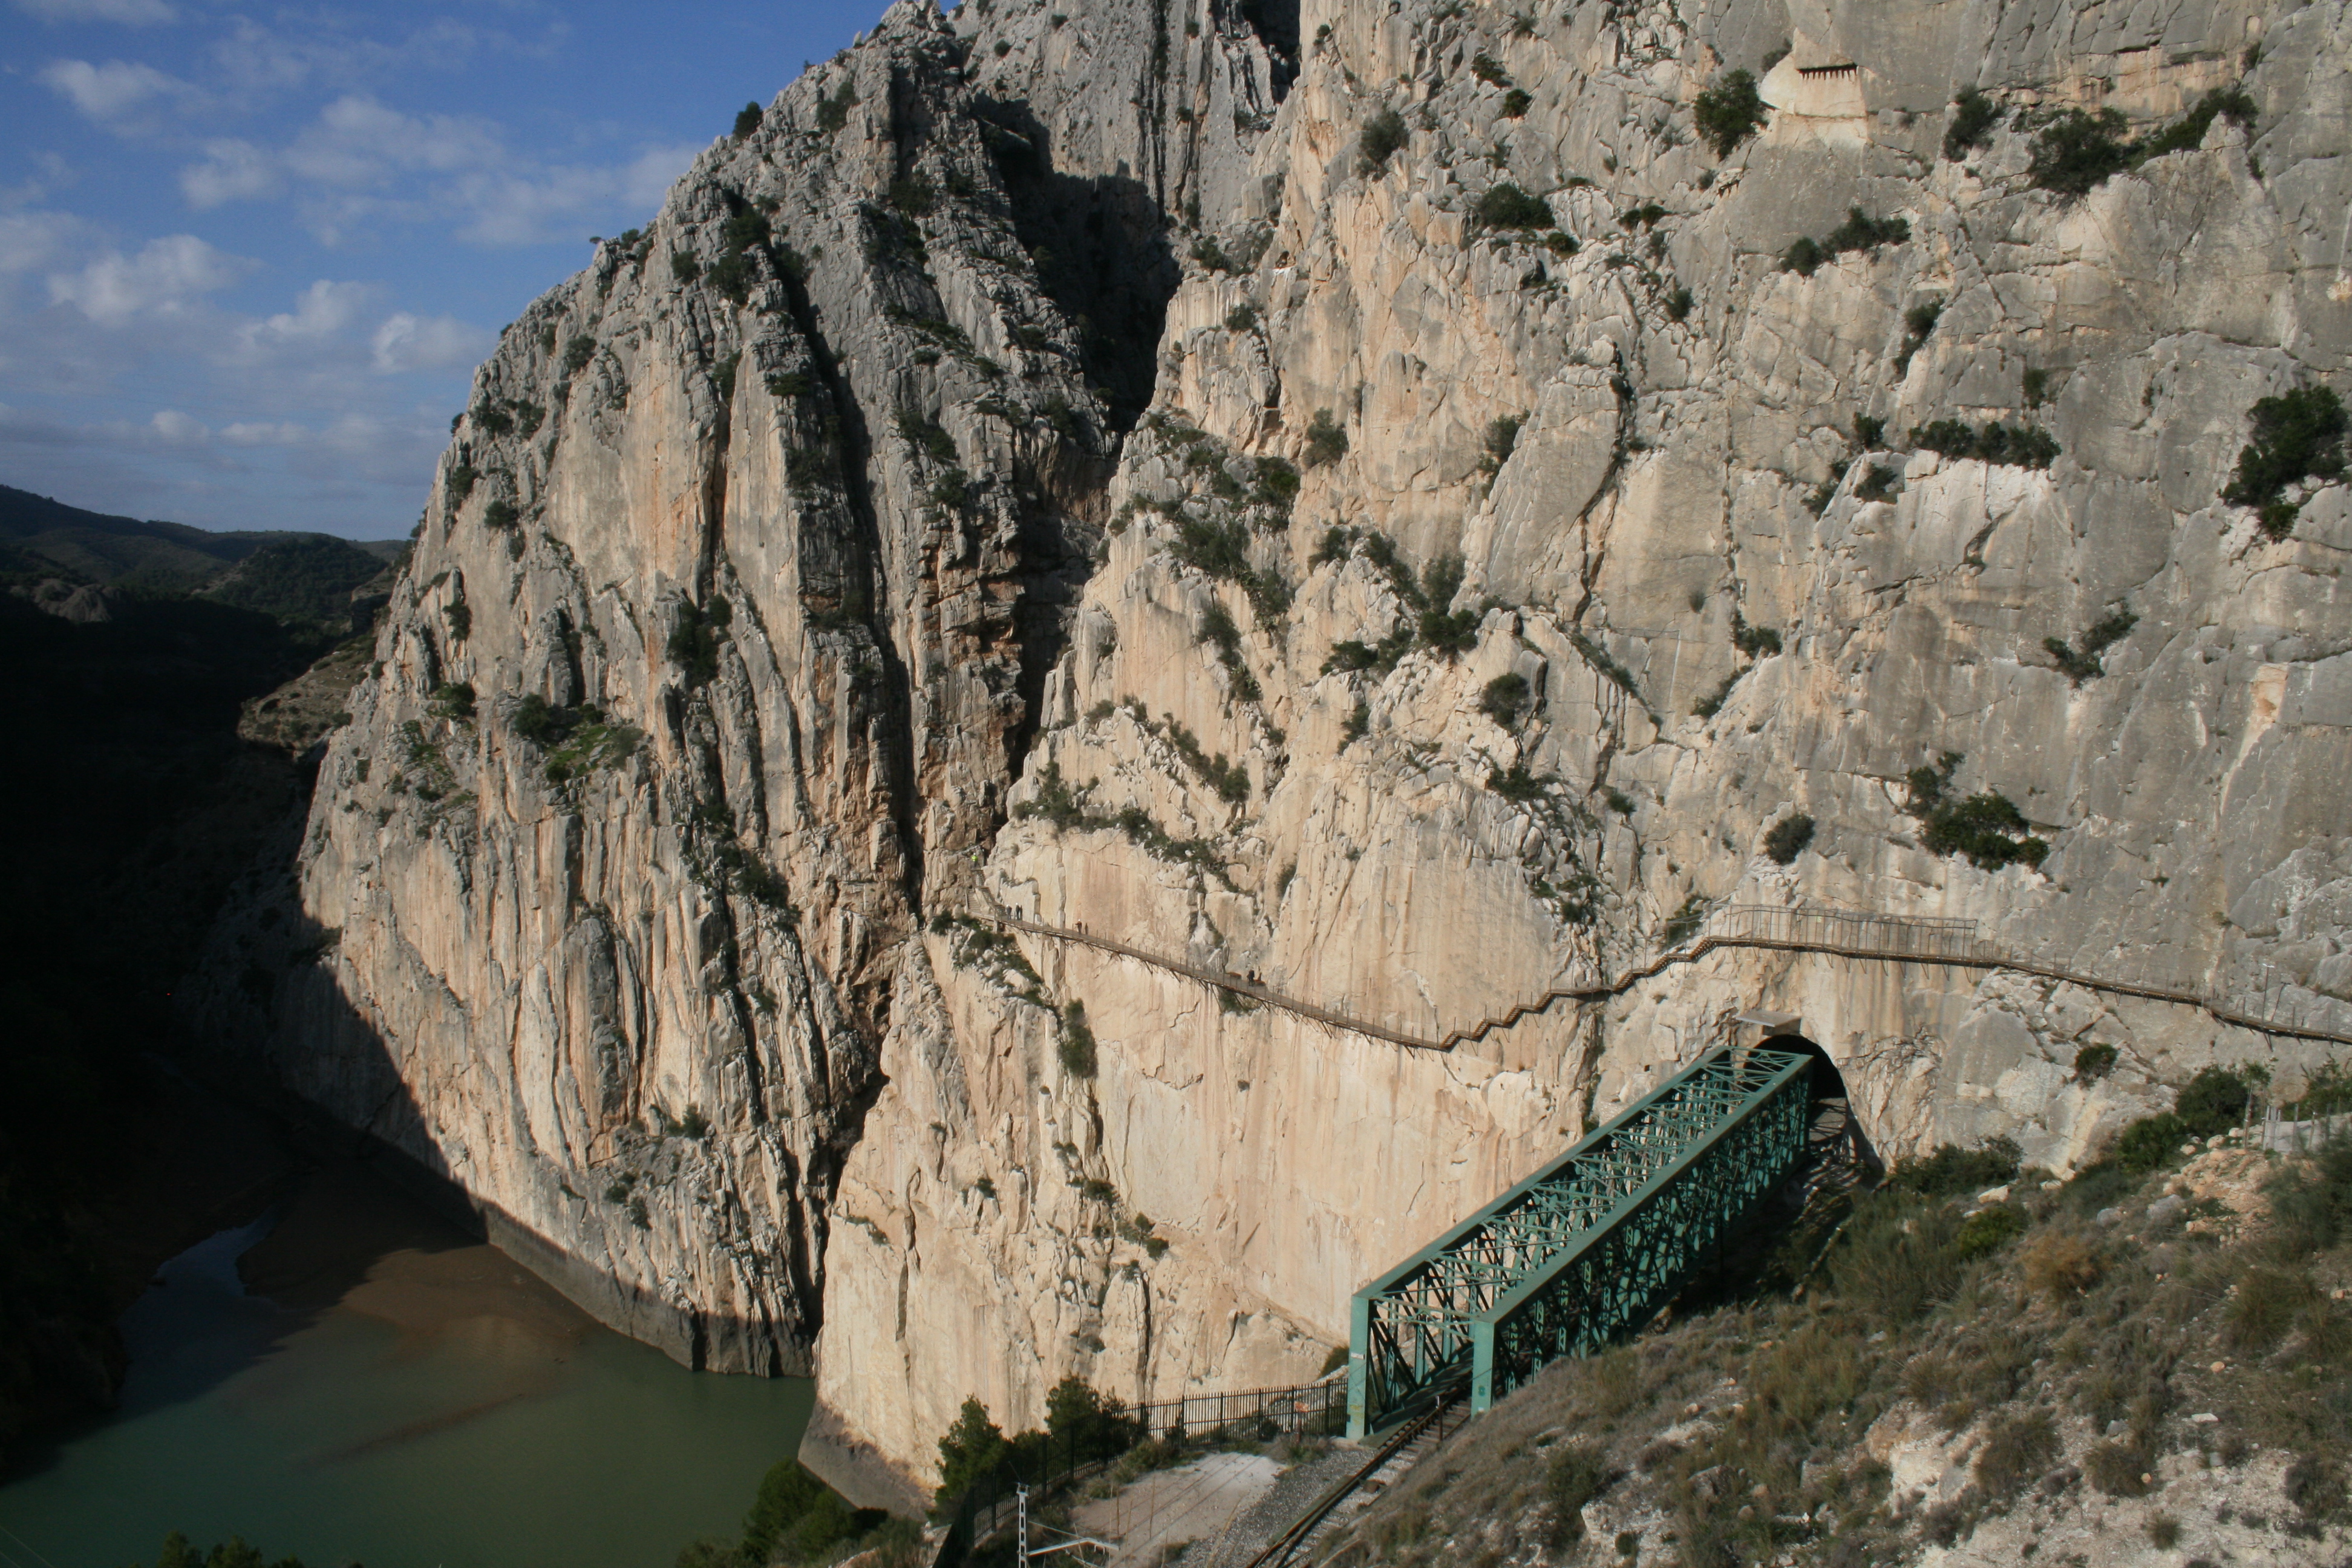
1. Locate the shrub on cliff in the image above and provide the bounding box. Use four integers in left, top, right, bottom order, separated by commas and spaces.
2029, 89, 2257, 198
1058, 1000, 1097, 1077
1357, 107, 1408, 175
1911, 419, 2060, 469
1780, 208, 1909, 276
1943, 87, 2003, 160
1473, 181, 1553, 231
1693, 69, 1767, 157
1480, 671, 1532, 725
1414, 552, 1478, 655
2137, 85, 2258, 162
2043, 608, 2137, 684
1303, 408, 1348, 468
2027, 107, 2134, 195
427, 681, 475, 722
2223, 383, 2347, 539
1887, 1134, 2022, 1199
1921, 788, 2049, 869
1760, 812, 1814, 864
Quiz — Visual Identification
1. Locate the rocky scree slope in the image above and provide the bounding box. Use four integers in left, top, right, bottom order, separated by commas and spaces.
200, 0, 2352, 1503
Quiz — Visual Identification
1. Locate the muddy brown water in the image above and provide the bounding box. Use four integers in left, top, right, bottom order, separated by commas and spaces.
0, 1161, 811, 1568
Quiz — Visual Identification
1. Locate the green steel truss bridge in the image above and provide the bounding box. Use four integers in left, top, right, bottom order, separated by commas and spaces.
1347, 1045, 1817, 1436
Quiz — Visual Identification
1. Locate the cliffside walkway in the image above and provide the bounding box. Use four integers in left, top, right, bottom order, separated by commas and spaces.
993, 904, 2352, 1052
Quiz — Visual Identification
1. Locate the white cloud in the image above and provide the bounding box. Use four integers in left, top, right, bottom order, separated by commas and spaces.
371, 310, 488, 374
172, 89, 694, 246
180, 139, 279, 206
0, 211, 87, 276
620, 145, 699, 211
453, 142, 698, 246
269, 95, 505, 200
16, 0, 177, 24
149, 408, 207, 442
206, 15, 492, 99
247, 278, 369, 344
47, 234, 248, 325
39, 57, 194, 120
221, 419, 306, 446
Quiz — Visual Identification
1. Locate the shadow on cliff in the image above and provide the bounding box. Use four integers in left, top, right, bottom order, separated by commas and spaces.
973, 97, 1178, 436
196, 885, 809, 1388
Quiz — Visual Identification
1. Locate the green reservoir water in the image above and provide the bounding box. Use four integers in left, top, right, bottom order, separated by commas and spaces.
0, 1165, 812, 1568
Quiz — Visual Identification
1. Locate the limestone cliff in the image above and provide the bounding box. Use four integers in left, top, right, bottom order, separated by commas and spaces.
200, 0, 2352, 1503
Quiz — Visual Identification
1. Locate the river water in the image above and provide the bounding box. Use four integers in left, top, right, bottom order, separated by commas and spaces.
0, 1162, 812, 1568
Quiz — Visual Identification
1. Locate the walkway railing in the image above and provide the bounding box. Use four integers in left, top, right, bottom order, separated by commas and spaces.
1347, 1045, 1815, 1435
991, 904, 2352, 1053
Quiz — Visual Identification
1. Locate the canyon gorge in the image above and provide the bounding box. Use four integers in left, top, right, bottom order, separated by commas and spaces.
189, 0, 2352, 1509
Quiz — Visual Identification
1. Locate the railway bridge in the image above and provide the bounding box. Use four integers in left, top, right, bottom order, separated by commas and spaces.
1345, 1039, 1826, 1436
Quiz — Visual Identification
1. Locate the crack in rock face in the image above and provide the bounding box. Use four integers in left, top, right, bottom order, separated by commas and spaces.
194, 0, 2352, 1500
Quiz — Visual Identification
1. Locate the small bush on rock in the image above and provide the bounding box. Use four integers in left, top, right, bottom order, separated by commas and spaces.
1781, 209, 1910, 275
2223, 384, 2346, 539
1358, 107, 1408, 175
1058, 1000, 1097, 1078
1304, 408, 1349, 468
1474, 181, 1553, 230
1889, 1135, 2022, 1199
1693, 69, 1767, 157
1944, 87, 2003, 160
2044, 609, 2137, 684
1480, 672, 1532, 726
2028, 108, 2135, 195
1912, 419, 2061, 469
1761, 812, 1814, 864
2073, 1041, 2118, 1079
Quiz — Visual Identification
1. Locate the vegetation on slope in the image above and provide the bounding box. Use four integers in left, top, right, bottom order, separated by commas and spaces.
678, 1459, 923, 1568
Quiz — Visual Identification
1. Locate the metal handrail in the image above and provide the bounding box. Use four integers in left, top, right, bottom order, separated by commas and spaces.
989, 904, 2352, 1052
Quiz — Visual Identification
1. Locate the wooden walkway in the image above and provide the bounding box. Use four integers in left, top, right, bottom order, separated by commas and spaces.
990, 905, 2352, 1053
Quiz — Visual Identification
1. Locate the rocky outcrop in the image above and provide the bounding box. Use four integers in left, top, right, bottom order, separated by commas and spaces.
201, 0, 2352, 1503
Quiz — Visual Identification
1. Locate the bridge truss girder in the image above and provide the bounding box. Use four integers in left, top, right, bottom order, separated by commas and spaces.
1347, 1047, 1815, 1436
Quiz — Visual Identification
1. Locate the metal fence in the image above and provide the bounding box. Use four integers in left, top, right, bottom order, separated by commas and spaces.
936, 1379, 1347, 1564
1711, 904, 1987, 961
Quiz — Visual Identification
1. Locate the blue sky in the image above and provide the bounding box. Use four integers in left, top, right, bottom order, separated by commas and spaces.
0, 0, 884, 539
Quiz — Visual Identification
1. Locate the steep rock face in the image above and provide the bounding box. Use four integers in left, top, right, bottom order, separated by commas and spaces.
202, 0, 2352, 1503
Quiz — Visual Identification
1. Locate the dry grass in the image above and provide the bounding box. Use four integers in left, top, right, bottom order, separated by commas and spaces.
2020, 1229, 2103, 1297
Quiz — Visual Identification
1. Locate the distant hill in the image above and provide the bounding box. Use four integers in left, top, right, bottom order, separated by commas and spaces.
0, 484, 407, 633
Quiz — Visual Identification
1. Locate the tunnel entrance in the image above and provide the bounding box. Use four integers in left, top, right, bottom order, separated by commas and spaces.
1659, 1028, 1882, 1317
1749, 1028, 1881, 1177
